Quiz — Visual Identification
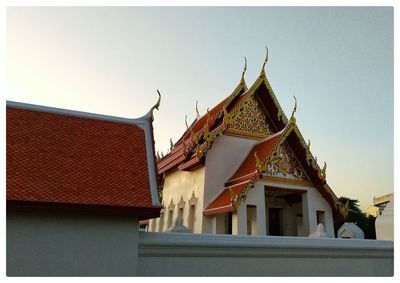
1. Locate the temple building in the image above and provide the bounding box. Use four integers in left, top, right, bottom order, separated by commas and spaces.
149, 53, 341, 238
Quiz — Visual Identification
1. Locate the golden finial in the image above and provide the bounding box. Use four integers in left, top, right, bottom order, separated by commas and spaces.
195, 100, 200, 118
147, 90, 161, 120
241, 57, 247, 83
322, 161, 327, 178
260, 46, 268, 76
185, 115, 188, 129
170, 138, 173, 150
289, 96, 297, 123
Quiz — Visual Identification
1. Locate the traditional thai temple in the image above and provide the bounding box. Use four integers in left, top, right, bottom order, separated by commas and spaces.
149, 52, 341, 238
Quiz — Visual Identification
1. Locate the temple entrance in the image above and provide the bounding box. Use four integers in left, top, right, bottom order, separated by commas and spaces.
268, 207, 282, 236
265, 186, 306, 236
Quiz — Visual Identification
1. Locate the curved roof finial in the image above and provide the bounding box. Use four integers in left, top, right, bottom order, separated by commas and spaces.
260, 46, 269, 76
170, 138, 174, 150
241, 57, 247, 83
185, 115, 189, 129
195, 100, 200, 118
147, 90, 161, 120
289, 96, 297, 123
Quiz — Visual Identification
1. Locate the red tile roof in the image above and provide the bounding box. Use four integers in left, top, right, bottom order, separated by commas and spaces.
203, 183, 246, 216
7, 102, 161, 217
157, 82, 247, 174
227, 132, 283, 186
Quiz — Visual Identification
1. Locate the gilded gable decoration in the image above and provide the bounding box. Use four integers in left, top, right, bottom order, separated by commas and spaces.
227, 98, 273, 138
263, 142, 307, 180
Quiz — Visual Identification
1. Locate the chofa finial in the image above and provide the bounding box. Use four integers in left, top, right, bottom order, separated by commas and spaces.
260, 46, 268, 76
195, 100, 200, 118
148, 90, 161, 120
185, 115, 188, 129
170, 138, 174, 150
322, 161, 327, 178
241, 57, 247, 83
289, 96, 297, 123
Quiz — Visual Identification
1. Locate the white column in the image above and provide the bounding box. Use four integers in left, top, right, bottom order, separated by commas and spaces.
302, 192, 310, 236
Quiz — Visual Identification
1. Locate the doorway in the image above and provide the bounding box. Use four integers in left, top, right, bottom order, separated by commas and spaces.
268, 207, 283, 236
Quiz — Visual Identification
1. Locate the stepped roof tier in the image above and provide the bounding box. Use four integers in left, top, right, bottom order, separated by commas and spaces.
157, 54, 340, 216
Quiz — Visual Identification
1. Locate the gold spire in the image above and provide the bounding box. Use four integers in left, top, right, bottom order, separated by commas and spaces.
260, 46, 268, 76
148, 89, 161, 120
289, 96, 297, 123
241, 57, 247, 83
195, 100, 200, 118
322, 161, 327, 178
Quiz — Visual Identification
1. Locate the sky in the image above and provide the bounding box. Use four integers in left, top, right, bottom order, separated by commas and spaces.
5, 6, 394, 211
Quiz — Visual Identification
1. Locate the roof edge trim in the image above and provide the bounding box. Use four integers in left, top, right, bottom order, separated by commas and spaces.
6, 100, 149, 126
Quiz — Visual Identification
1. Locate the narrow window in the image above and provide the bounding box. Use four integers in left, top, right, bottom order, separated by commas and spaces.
188, 204, 195, 232
247, 205, 257, 235
316, 210, 325, 226
167, 209, 173, 229
225, 212, 232, 234
158, 211, 165, 232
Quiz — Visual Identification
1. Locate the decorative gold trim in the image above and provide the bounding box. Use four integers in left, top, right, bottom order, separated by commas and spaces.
261, 175, 313, 187
224, 128, 268, 140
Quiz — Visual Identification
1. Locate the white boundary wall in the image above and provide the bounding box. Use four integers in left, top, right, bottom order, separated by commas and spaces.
138, 232, 393, 276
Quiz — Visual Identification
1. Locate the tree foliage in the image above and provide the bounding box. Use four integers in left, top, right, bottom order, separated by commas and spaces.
334, 197, 376, 239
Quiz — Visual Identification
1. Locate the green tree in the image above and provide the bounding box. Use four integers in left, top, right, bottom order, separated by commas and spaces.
334, 197, 376, 239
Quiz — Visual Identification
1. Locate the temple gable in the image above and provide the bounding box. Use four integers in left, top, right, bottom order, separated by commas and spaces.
263, 141, 308, 180
226, 97, 274, 138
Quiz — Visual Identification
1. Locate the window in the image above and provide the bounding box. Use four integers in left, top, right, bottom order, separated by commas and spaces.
247, 205, 257, 235
225, 212, 232, 234
158, 211, 165, 232
316, 210, 325, 226
188, 204, 195, 232
167, 209, 173, 229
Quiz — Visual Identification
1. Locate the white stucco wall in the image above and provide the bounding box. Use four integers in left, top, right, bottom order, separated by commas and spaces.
203, 134, 257, 232
138, 232, 394, 276
150, 166, 205, 233
7, 208, 140, 276
233, 182, 266, 236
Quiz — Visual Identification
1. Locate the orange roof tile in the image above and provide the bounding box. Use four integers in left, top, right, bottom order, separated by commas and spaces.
7, 102, 161, 217
227, 130, 284, 185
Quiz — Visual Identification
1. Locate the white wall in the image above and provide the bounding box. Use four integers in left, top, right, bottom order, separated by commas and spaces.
203, 134, 257, 232
7, 208, 140, 276
137, 232, 394, 276
233, 182, 266, 236
150, 166, 205, 233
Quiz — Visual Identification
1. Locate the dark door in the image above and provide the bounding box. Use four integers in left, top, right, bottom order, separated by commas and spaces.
269, 207, 282, 236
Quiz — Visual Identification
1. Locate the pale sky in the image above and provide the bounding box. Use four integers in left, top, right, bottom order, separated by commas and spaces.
6, 6, 394, 210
